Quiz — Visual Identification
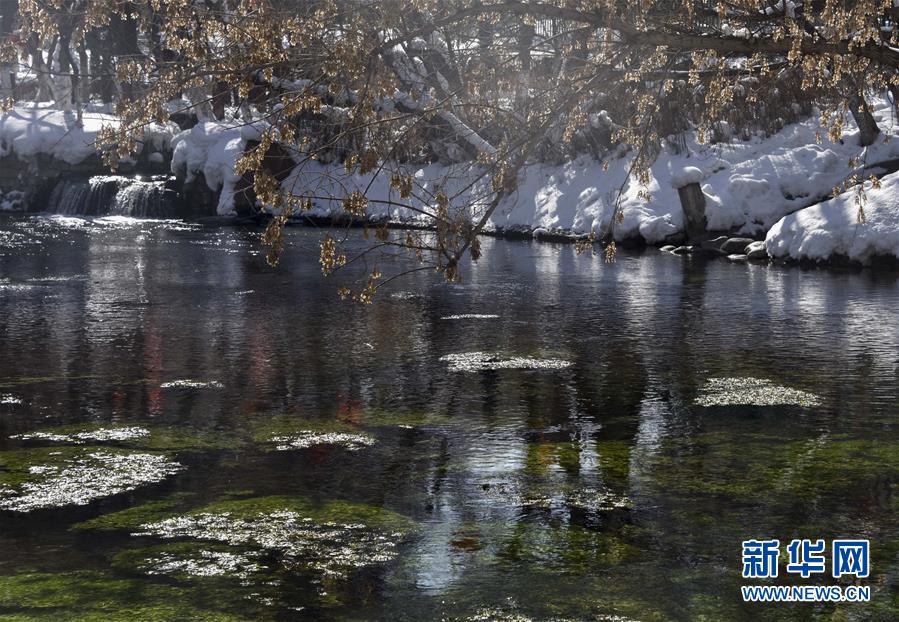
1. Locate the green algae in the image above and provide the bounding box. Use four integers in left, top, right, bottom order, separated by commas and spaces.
193, 495, 417, 534
0, 571, 250, 621
71, 493, 196, 532
7, 423, 233, 452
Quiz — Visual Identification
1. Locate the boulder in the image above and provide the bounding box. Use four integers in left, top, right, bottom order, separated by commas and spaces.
660, 245, 676, 252
671, 245, 694, 255
721, 237, 756, 254
727, 254, 748, 262
746, 241, 768, 261
699, 236, 728, 251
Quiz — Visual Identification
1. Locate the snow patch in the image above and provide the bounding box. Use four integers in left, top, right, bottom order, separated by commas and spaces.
766, 170, 899, 262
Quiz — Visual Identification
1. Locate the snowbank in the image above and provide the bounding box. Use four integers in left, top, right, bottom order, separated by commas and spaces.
168, 94, 899, 253
170, 121, 264, 215
0, 104, 176, 166
765, 171, 899, 263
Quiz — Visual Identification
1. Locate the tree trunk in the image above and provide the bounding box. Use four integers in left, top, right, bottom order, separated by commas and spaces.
848, 92, 880, 147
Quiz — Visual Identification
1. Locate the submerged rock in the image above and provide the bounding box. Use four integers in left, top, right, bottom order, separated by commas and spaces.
0, 449, 182, 512
439, 352, 572, 373
695, 377, 821, 407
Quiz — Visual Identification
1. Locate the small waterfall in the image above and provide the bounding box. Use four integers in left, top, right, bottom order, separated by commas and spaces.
46, 175, 178, 218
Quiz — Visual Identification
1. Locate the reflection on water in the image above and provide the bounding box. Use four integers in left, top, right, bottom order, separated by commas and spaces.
0, 214, 898, 620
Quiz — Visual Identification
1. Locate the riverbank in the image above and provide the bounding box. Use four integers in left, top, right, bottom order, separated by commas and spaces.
3, 99, 899, 267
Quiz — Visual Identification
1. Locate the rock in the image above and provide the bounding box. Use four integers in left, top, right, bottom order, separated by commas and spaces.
727, 254, 748, 262
721, 237, 756, 254
699, 235, 728, 251
660, 245, 676, 252
662, 231, 687, 246
695, 246, 728, 258
671, 245, 694, 255
746, 241, 768, 261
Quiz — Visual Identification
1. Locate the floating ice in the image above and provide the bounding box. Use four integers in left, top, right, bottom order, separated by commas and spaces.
270, 431, 376, 452
160, 380, 225, 389
695, 377, 821, 407
439, 352, 572, 373
11, 427, 150, 444
136, 510, 403, 581
0, 394, 22, 405
440, 314, 500, 320
0, 451, 182, 512
143, 549, 264, 579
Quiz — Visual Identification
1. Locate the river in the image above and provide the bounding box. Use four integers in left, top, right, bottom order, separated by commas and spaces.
0, 214, 897, 621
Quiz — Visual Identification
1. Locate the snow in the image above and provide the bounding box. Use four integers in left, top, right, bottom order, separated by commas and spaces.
170, 121, 264, 215
671, 166, 704, 188
766, 171, 899, 263
0, 104, 176, 165
269, 95, 899, 249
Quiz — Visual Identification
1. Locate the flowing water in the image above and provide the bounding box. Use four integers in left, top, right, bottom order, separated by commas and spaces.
0, 214, 898, 621
45, 176, 178, 218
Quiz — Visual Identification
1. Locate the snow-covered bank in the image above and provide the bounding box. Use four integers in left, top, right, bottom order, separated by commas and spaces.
766, 170, 899, 263
0, 104, 175, 166
171, 96, 899, 262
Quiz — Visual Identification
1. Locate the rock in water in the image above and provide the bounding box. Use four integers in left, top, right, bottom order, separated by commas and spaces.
671, 245, 694, 255
721, 237, 756, 254
746, 241, 768, 261
727, 254, 748, 262
660, 245, 676, 252
699, 236, 728, 250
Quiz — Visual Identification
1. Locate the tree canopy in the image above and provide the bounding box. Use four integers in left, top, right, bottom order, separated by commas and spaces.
1, 0, 896, 293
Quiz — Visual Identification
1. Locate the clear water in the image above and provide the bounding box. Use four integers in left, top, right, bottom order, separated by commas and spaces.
0, 214, 898, 621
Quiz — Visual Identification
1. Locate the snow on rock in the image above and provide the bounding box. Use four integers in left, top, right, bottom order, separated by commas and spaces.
765, 170, 899, 263
170, 122, 265, 215
671, 166, 704, 189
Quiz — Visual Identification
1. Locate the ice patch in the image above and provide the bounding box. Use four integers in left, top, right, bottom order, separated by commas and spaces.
160, 380, 225, 389
136, 510, 403, 583
695, 377, 821, 407
11, 427, 150, 444
270, 431, 376, 452
144, 550, 264, 579
441, 314, 500, 320
439, 352, 572, 372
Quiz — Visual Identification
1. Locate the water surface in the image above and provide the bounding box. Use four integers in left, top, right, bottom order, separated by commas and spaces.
1, 214, 898, 621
